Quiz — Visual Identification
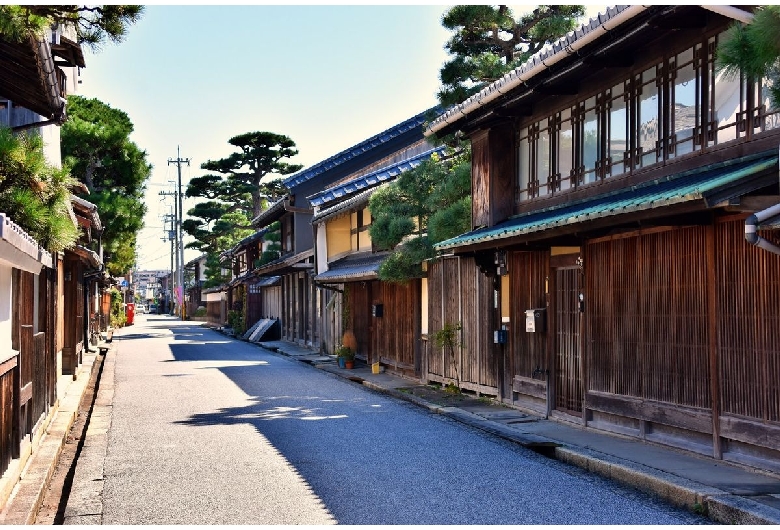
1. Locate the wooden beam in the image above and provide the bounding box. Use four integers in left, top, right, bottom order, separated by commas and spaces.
586, 391, 713, 434
719, 195, 780, 212
706, 224, 722, 459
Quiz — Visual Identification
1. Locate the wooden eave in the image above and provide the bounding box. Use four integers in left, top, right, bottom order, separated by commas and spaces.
438, 5, 728, 138
51, 35, 85, 68
0, 34, 65, 122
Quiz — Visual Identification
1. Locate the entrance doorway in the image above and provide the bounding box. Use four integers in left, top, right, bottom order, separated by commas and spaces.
553, 265, 583, 416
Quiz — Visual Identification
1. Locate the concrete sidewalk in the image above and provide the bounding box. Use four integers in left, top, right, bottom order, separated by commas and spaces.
260, 339, 780, 525
0, 343, 105, 525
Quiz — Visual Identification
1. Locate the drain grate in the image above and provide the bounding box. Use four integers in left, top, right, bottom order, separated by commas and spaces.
526, 442, 560, 458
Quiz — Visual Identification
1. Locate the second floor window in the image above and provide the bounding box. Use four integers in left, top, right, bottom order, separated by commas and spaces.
515, 31, 780, 204
350, 207, 372, 252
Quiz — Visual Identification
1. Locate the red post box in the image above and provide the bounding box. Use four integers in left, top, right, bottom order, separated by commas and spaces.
126, 302, 135, 325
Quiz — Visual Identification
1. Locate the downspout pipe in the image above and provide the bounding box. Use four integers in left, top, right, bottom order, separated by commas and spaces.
745, 203, 780, 256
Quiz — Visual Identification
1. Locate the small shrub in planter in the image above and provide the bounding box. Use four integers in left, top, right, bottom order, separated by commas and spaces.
335, 345, 355, 369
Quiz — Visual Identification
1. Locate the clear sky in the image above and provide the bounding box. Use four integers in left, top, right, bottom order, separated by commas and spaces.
77, 4, 606, 273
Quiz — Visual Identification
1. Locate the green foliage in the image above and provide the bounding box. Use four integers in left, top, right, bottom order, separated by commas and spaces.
0, 126, 79, 252
61, 96, 151, 276
185, 133, 300, 282
193, 306, 207, 317
376, 237, 434, 283
433, 321, 463, 388
717, 6, 780, 109
109, 288, 125, 327
438, 5, 584, 106
334, 344, 355, 361
198, 132, 302, 219
369, 146, 472, 283
227, 310, 245, 336
258, 220, 282, 266
0, 5, 143, 50
203, 252, 230, 289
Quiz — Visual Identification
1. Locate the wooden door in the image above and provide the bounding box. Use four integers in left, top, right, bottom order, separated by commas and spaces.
554, 266, 583, 414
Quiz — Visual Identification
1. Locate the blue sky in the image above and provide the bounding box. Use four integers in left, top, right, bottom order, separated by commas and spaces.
77, 4, 604, 272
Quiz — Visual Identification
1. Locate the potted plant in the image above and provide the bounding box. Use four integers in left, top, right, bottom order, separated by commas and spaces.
335, 345, 355, 369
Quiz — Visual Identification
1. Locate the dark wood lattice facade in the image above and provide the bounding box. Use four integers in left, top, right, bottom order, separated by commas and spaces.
424, 5, 780, 470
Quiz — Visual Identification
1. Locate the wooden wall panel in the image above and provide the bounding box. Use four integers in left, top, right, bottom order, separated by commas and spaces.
471, 131, 491, 228
427, 260, 444, 377
586, 226, 710, 409
508, 251, 548, 378
371, 281, 418, 372
426, 256, 496, 390
348, 282, 372, 360
716, 218, 780, 424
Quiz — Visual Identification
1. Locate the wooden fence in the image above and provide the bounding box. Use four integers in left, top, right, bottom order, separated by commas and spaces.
427, 256, 496, 393
715, 218, 780, 454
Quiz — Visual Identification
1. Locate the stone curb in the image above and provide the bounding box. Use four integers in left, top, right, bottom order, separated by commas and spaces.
361, 373, 780, 525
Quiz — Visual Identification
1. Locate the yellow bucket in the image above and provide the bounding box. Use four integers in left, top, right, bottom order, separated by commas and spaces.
372, 362, 380, 374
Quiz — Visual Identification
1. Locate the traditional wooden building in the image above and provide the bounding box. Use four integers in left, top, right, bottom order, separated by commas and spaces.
0, 22, 86, 498
184, 253, 207, 317
247, 108, 442, 350
62, 196, 103, 375
310, 146, 446, 376
425, 5, 780, 472
0, 214, 56, 491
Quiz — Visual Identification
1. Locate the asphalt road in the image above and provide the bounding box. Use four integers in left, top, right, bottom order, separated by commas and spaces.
91, 316, 706, 525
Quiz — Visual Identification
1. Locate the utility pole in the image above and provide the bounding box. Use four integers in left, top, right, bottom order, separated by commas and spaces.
159, 194, 178, 316
168, 147, 190, 320
162, 210, 176, 315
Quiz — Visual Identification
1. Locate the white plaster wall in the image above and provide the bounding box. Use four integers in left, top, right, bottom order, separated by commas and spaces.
0, 263, 13, 353
315, 219, 328, 275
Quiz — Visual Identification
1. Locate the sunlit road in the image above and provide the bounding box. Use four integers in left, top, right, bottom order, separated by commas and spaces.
95, 315, 705, 524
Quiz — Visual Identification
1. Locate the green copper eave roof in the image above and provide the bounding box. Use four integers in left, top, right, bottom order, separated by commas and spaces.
436, 152, 778, 251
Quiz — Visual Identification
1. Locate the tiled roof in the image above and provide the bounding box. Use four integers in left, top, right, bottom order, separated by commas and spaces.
314, 252, 388, 283
250, 197, 287, 228
311, 187, 375, 225
426, 5, 650, 135
254, 249, 314, 276
308, 146, 447, 209
252, 275, 281, 288
283, 106, 443, 190
436, 152, 778, 251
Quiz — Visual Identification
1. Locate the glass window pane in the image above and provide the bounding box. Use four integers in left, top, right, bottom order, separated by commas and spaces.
517, 129, 530, 201
537, 119, 551, 196
608, 84, 627, 177
558, 109, 573, 191
583, 97, 599, 184
638, 66, 660, 167
761, 76, 780, 131
714, 70, 742, 144
672, 48, 696, 158
714, 33, 743, 144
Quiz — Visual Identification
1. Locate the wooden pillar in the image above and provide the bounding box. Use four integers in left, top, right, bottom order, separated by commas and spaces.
706, 224, 722, 459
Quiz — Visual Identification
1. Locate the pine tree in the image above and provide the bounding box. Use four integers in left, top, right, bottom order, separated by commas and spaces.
438, 5, 584, 106
717, 6, 780, 109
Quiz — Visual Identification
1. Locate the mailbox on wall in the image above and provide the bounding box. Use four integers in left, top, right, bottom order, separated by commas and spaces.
525, 308, 546, 333
372, 304, 383, 318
